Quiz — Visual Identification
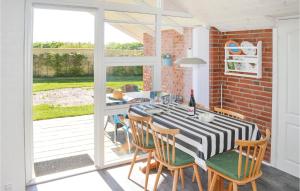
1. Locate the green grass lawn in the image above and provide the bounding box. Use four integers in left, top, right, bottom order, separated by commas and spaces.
33, 76, 143, 92
33, 76, 144, 120
33, 104, 94, 121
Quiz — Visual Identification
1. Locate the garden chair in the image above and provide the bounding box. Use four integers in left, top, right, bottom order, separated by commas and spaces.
121, 84, 139, 92
206, 129, 271, 191
127, 114, 154, 191
150, 123, 203, 191
105, 114, 131, 153
214, 107, 245, 120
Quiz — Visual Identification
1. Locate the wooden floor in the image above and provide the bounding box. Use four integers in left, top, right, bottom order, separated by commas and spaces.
34, 115, 134, 176
27, 160, 299, 191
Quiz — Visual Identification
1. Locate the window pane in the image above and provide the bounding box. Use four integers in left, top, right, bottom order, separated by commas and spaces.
104, 11, 156, 57
106, 65, 152, 106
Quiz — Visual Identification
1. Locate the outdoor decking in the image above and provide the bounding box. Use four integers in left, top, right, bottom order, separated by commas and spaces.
33, 115, 133, 177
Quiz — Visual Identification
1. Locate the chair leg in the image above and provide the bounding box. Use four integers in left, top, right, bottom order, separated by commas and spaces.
217, 177, 224, 191
228, 182, 233, 191
153, 163, 163, 191
208, 173, 218, 191
179, 168, 185, 190
144, 152, 152, 191
114, 124, 117, 143
192, 171, 195, 182
125, 129, 131, 153
128, 148, 139, 179
232, 183, 238, 191
193, 164, 203, 191
172, 169, 179, 191
251, 181, 257, 191
104, 116, 109, 130
208, 169, 212, 189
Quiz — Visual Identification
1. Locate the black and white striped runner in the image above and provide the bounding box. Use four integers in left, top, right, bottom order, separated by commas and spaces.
129, 104, 261, 169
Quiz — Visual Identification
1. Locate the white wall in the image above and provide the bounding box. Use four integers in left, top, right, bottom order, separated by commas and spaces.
192, 27, 210, 108
0, 0, 2, 189
1, 0, 26, 191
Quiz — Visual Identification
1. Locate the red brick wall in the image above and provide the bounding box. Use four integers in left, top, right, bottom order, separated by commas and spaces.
209, 27, 273, 162
143, 33, 155, 91
143, 28, 193, 101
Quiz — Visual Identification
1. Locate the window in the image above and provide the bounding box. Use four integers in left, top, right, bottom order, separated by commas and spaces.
104, 11, 156, 57
160, 16, 201, 102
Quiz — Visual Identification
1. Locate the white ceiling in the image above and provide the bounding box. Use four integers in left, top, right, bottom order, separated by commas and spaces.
173, 0, 300, 31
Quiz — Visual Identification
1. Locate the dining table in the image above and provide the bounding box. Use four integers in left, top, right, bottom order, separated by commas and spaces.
129, 103, 262, 170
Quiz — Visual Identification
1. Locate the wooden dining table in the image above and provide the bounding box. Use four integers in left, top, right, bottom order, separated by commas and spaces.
129, 103, 261, 190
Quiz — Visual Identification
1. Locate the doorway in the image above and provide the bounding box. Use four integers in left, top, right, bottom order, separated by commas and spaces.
273, 17, 300, 178
31, 7, 96, 178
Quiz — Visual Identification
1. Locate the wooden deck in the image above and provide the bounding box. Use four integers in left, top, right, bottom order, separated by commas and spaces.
33, 115, 133, 176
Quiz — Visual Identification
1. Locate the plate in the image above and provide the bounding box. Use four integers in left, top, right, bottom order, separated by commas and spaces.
241, 41, 256, 55
225, 40, 241, 55
145, 108, 164, 115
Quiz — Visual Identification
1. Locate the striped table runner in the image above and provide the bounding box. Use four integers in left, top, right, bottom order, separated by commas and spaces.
129, 103, 261, 169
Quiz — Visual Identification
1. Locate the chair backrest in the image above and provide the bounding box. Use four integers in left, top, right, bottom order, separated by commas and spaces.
150, 123, 180, 166
236, 129, 271, 180
214, 107, 245, 120
128, 114, 152, 148
121, 84, 139, 93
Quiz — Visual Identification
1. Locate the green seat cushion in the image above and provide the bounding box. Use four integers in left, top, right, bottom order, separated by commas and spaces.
163, 147, 195, 166
206, 151, 252, 180
143, 134, 155, 149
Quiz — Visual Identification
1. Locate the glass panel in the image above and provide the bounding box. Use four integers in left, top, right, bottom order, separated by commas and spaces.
106, 65, 152, 107
160, 24, 194, 102
104, 0, 157, 7
32, 8, 95, 177
104, 11, 156, 57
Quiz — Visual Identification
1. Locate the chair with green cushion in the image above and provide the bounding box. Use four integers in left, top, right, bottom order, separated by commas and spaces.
206, 129, 271, 191
150, 123, 203, 191
127, 114, 155, 191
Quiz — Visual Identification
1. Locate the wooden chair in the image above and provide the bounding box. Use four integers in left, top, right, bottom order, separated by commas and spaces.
150, 123, 203, 191
127, 114, 155, 191
206, 129, 271, 191
214, 107, 245, 120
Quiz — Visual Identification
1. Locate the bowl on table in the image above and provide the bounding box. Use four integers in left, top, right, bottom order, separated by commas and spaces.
198, 112, 215, 122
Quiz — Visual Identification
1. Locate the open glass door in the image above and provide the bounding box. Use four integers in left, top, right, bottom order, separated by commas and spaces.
32, 7, 96, 178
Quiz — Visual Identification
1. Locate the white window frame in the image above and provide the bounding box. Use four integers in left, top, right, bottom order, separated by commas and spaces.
24, 0, 194, 184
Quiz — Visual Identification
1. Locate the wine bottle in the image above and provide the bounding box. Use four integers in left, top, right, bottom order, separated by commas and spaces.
188, 89, 196, 116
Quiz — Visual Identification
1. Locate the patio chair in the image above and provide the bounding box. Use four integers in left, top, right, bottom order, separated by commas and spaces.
214, 107, 245, 120
105, 114, 131, 153
150, 123, 203, 191
206, 129, 271, 191
127, 114, 154, 191
121, 84, 139, 92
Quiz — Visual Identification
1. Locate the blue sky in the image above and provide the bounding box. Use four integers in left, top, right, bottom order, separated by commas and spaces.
33, 8, 137, 44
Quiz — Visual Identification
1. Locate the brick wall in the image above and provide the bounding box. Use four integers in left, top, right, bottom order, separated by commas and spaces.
143, 28, 193, 101
209, 27, 273, 162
